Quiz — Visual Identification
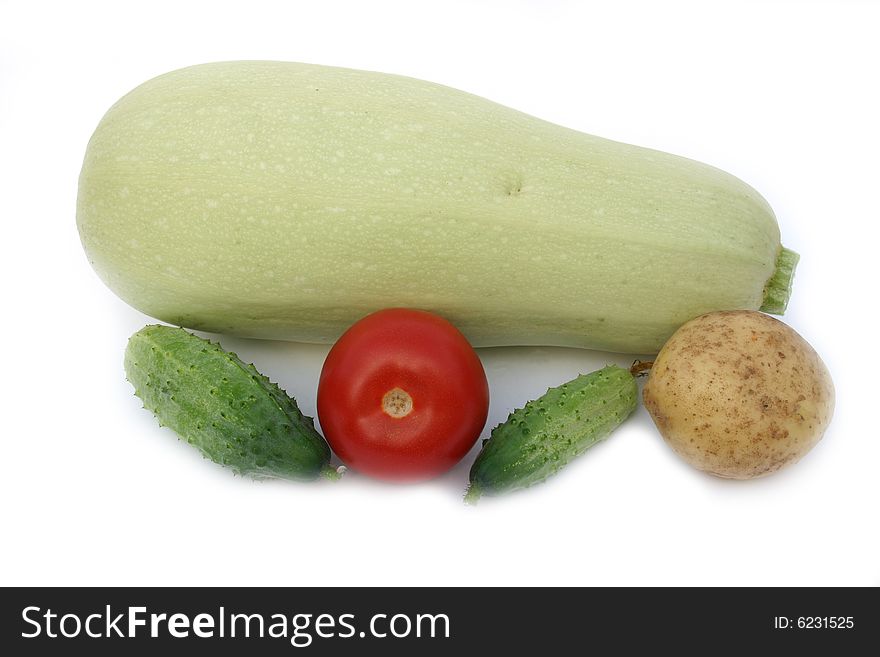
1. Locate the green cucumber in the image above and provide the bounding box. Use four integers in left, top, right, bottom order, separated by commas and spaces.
124, 324, 334, 481
466, 365, 637, 502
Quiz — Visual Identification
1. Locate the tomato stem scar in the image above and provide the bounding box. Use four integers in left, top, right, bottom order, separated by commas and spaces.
382, 387, 413, 418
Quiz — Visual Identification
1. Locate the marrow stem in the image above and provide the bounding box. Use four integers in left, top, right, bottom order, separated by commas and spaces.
760, 246, 799, 315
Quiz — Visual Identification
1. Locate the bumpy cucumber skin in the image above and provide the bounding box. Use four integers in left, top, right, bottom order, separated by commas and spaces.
124, 325, 331, 481
467, 366, 637, 500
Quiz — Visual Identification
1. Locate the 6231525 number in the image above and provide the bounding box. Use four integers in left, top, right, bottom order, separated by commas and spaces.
774, 616, 854, 629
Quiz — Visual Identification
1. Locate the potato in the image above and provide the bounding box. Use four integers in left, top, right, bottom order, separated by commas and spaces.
643, 310, 834, 479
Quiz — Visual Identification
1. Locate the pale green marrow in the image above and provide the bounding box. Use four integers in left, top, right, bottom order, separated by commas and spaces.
78, 61, 796, 353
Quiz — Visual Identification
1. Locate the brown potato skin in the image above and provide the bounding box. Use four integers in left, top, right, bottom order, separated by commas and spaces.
643, 311, 834, 479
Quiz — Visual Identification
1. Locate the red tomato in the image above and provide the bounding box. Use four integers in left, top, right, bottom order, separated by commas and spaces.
317, 308, 489, 482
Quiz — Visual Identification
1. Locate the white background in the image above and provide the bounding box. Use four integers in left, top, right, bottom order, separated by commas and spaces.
1, 0, 877, 586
